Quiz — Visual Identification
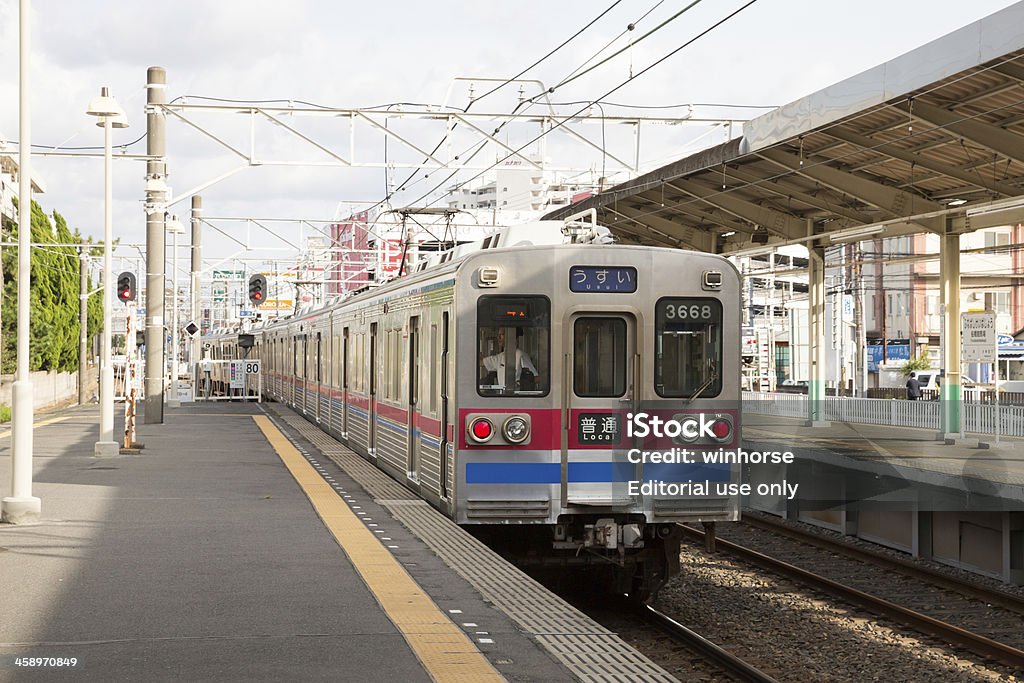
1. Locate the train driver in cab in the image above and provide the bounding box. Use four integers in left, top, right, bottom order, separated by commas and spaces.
480, 327, 540, 390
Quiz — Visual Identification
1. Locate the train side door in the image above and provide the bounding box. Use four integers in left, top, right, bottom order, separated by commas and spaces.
369, 322, 378, 456
341, 327, 349, 437
291, 336, 298, 408
563, 314, 637, 506
407, 316, 420, 481
315, 331, 322, 423
302, 335, 309, 414
440, 311, 450, 500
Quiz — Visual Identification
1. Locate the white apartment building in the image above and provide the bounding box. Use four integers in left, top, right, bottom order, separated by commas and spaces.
0, 151, 45, 227
447, 156, 603, 214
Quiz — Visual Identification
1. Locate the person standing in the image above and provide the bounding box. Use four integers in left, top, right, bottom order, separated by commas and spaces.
480, 327, 539, 389
906, 371, 922, 400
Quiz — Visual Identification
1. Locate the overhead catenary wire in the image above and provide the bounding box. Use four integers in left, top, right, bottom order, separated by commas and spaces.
371, 0, 705, 215
370, 0, 630, 218
551, 0, 705, 92
401, 0, 763, 213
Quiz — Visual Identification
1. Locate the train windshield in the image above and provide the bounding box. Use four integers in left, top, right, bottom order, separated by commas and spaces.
477, 295, 550, 397
655, 298, 723, 398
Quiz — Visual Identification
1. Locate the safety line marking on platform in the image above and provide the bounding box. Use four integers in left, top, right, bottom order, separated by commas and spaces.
252, 415, 505, 683
0, 415, 72, 439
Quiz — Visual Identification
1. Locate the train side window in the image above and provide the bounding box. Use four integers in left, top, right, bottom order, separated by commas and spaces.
654, 298, 723, 398
354, 333, 362, 393
573, 317, 627, 397
316, 332, 322, 383
429, 324, 438, 415
392, 328, 402, 402
383, 330, 390, 399
333, 329, 342, 388
341, 328, 348, 389
476, 295, 550, 397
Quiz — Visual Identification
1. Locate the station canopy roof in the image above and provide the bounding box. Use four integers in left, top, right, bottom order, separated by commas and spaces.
544, 2, 1024, 255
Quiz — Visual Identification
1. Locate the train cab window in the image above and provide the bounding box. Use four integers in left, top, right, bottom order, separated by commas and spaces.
573, 317, 627, 397
477, 295, 549, 397
655, 298, 722, 398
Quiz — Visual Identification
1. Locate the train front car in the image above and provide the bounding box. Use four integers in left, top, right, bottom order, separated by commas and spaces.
455, 237, 742, 600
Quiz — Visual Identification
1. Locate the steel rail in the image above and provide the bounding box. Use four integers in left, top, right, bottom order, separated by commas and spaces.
679, 524, 1024, 670
741, 514, 1024, 616
637, 602, 780, 683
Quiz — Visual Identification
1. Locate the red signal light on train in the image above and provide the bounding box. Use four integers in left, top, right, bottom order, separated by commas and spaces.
711, 419, 731, 440
469, 417, 494, 443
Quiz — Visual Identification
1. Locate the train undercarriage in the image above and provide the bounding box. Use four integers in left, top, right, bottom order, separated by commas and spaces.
468, 516, 682, 601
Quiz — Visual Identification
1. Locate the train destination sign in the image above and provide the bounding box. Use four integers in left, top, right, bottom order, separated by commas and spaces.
577, 413, 622, 444
569, 266, 637, 293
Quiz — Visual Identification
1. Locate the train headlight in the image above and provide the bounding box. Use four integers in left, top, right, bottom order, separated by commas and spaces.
673, 417, 701, 444
502, 416, 530, 444
469, 417, 495, 444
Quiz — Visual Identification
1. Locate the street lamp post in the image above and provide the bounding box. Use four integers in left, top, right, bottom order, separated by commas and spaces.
167, 216, 184, 408
86, 87, 128, 458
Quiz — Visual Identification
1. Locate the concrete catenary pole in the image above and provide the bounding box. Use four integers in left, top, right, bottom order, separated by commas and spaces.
79, 248, 89, 405
145, 67, 167, 423
3, 0, 41, 524
191, 196, 202, 372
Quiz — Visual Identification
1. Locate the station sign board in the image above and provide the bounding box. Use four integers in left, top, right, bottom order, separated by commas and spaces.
961, 312, 996, 363
229, 359, 261, 389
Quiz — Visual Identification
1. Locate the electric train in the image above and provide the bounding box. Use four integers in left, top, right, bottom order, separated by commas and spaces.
207, 216, 742, 598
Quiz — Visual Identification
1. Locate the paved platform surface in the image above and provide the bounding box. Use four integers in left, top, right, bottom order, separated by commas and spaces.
0, 402, 569, 682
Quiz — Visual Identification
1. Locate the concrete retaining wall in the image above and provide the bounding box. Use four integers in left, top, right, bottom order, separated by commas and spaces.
0, 368, 97, 412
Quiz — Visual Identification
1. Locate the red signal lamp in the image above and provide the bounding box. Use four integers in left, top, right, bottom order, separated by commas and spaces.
469, 417, 494, 443
711, 418, 731, 440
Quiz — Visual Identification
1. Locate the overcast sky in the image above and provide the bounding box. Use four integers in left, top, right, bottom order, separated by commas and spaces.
0, 0, 1018, 272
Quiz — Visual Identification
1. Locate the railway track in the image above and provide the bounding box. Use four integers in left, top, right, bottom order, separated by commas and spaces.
575, 594, 779, 682
637, 602, 780, 683
680, 520, 1024, 671
740, 513, 1024, 616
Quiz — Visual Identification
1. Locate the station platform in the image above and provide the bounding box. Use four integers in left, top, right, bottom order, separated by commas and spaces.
740, 412, 1024, 584
0, 402, 668, 682
742, 413, 1024, 503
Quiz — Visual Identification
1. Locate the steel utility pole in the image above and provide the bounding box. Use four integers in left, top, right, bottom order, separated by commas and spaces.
145, 66, 167, 423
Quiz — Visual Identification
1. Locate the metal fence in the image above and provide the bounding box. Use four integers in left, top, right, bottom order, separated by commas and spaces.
742, 392, 1024, 437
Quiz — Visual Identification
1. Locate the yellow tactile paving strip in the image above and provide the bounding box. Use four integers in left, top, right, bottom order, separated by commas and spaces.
253, 415, 504, 683
0, 415, 72, 440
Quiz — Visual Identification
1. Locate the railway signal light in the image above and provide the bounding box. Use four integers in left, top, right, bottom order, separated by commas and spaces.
116, 271, 136, 303
248, 273, 267, 306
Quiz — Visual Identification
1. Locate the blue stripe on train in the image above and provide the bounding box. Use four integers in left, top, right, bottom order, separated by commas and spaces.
465, 461, 731, 484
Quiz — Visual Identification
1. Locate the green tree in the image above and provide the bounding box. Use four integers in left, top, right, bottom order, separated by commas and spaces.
902, 352, 932, 377
1, 199, 103, 374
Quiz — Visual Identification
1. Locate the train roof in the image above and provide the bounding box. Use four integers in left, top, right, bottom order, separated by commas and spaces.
259, 212, 728, 331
